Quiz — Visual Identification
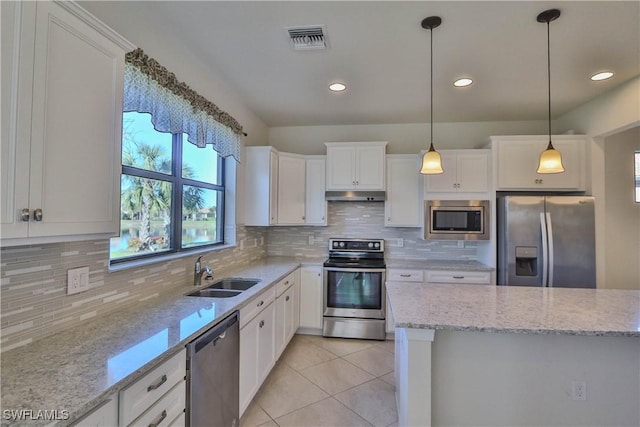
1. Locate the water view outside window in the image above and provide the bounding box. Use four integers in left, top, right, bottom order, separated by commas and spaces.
110, 112, 224, 261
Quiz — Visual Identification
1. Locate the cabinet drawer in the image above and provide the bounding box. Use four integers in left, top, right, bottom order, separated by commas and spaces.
425, 270, 490, 285
128, 380, 185, 427
387, 269, 424, 282
119, 349, 186, 425
276, 271, 297, 296
240, 287, 276, 328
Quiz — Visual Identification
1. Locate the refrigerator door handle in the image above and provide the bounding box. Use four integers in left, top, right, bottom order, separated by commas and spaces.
546, 211, 554, 287
540, 212, 549, 287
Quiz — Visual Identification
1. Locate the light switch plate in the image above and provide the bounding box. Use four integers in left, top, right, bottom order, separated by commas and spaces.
67, 267, 89, 295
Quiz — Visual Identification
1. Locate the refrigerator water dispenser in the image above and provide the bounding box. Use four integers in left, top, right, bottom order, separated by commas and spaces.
515, 246, 537, 277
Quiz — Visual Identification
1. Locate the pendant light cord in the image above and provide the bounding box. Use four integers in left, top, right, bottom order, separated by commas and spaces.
546, 20, 552, 148
429, 26, 434, 150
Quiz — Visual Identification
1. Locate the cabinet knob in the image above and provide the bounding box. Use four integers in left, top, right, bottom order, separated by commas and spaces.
388, 217, 391, 221
20, 208, 30, 222
286, 295, 290, 301
355, 180, 359, 185
257, 300, 264, 307
33, 209, 43, 222
302, 216, 305, 220
259, 320, 265, 328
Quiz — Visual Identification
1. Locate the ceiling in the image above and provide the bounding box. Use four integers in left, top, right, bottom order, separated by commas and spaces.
83, 1, 639, 127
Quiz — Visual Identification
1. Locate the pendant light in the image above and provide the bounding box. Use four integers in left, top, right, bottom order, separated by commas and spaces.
536, 9, 565, 174
420, 16, 443, 175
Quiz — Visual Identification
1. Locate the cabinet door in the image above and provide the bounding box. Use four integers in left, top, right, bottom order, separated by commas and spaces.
299, 266, 323, 330
456, 152, 489, 192
27, 1, 124, 238
256, 302, 276, 384
424, 151, 458, 192
72, 397, 118, 427
277, 154, 305, 225
269, 150, 279, 225
275, 285, 296, 358
239, 319, 259, 415
355, 146, 385, 190
497, 141, 539, 189
326, 146, 356, 190
385, 155, 421, 227
305, 156, 327, 225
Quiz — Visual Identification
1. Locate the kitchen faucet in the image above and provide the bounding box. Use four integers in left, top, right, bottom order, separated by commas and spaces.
193, 256, 213, 287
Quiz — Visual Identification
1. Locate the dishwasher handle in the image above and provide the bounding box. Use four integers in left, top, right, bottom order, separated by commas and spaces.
191, 311, 239, 355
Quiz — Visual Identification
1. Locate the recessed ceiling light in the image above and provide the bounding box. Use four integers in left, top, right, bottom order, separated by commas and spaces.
329, 82, 346, 92
453, 78, 473, 87
590, 71, 614, 81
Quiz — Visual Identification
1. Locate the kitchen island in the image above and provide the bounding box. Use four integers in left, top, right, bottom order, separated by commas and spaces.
386, 282, 640, 427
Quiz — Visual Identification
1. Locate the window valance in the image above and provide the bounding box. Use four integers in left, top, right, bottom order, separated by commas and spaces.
124, 48, 244, 161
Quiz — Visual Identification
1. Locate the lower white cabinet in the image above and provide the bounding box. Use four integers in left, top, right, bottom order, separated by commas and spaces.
299, 265, 323, 331
119, 349, 186, 427
275, 281, 297, 358
71, 397, 118, 427
240, 295, 276, 415
385, 269, 425, 333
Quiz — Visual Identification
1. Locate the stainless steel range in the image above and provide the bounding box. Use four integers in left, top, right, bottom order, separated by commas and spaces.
323, 238, 386, 340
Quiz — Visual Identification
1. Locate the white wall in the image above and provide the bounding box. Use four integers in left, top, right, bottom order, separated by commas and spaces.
267, 120, 547, 154
603, 127, 640, 290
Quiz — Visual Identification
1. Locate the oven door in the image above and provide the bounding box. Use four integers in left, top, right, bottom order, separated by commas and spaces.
323, 267, 386, 319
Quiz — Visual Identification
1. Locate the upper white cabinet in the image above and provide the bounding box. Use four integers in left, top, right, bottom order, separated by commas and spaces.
277, 153, 306, 225
424, 149, 490, 193
325, 141, 387, 190
490, 135, 587, 191
305, 156, 327, 226
385, 155, 421, 227
244, 146, 279, 226
1, 1, 130, 246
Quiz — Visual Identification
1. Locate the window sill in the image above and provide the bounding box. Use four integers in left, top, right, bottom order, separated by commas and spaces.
108, 243, 236, 272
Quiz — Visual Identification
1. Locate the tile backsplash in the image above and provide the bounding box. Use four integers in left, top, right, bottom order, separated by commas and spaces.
0, 226, 266, 352
266, 202, 479, 260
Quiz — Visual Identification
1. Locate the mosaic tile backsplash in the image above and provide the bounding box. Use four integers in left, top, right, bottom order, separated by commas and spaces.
0, 226, 266, 352
266, 202, 480, 260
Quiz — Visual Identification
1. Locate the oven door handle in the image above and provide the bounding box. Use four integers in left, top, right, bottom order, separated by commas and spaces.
324, 267, 387, 273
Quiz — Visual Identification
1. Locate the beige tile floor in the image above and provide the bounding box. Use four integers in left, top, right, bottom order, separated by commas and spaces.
241, 334, 398, 427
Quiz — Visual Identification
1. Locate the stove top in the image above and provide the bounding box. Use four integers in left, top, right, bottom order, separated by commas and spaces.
324, 238, 386, 269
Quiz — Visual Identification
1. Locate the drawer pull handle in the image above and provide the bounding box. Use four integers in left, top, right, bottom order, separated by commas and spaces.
257, 300, 264, 307
400, 274, 411, 277
453, 276, 465, 279
33, 209, 43, 221
259, 320, 265, 328
20, 208, 30, 222
148, 409, 167, 427
147, 374, 167, 392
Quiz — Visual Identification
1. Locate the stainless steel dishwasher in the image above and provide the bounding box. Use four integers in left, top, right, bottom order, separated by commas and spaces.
187, 311, 239, 427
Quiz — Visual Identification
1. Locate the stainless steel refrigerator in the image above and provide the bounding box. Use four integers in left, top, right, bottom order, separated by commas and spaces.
497, 195, 596, 288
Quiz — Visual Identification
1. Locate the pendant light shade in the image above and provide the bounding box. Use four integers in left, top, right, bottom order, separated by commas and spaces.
420, 16, 444, 175
536, 9, 565, 174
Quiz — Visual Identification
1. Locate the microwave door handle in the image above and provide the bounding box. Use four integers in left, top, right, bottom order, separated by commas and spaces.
546, 212, 554, 288
540, 212, 549, 287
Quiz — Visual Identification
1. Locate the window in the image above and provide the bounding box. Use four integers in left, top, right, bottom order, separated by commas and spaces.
635, 151, 640, 203
110, 112, 224, 262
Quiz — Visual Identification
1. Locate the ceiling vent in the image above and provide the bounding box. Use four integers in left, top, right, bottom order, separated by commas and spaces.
285, 25, 329, 50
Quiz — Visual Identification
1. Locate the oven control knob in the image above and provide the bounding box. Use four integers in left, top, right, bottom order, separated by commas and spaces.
368, 242, 373, 248
339, 242, 345, 248
333, 241, 339, 248
374, 242, 380, 249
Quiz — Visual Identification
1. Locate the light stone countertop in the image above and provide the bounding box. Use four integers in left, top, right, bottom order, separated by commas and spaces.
0, 257, 314, 427
387, 282, 640, 337
385, 259, 493, 271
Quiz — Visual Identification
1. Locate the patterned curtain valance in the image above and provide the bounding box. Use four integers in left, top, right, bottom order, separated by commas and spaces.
124, 48, 244, 161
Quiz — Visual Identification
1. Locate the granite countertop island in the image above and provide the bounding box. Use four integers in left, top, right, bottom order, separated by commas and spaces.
385, 259, 493, 271
0, 257, 319, 426
387, 282, 640, 427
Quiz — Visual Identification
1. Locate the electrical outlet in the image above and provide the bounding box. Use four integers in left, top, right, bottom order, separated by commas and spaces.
572, 380, 587, 401
396, 238, 404, 248
308, 236, 315, 245
67, 267, 89, 295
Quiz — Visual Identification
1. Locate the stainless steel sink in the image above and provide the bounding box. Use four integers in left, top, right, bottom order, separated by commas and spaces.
186, 277, 261, 298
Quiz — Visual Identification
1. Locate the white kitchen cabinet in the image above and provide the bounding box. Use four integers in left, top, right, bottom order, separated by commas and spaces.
490, 135, 587, 191
299, 265, 323, 331
385, 155, 421, 227
385, 269, 424, 333
305, 156, 327, 225
325, 141, 387, 190
240, 293, 276, 415
275, 282, 297, 358
71, 397, 118, 427
244, 146, 279, 226
425, 270, 491, 285
424, 149, 490, 193
119, 349, 186, 426
277, 153, 306, 225
1, 1, 130, 246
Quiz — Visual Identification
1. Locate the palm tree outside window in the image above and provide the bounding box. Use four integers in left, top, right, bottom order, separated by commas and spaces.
110, 112, 225, 262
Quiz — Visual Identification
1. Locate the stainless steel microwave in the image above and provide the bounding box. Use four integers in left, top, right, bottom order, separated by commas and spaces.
424, 200, 490, 240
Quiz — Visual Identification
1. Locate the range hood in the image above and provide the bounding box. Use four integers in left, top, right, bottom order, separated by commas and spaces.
325, 191, 386, 202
